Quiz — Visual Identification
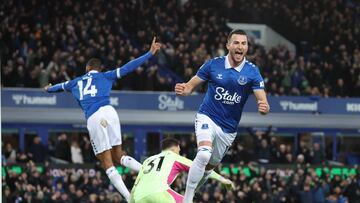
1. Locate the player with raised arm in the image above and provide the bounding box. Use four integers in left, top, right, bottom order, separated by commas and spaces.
44, 37, 161, 201
175, 29, 270, 203
129, 138, 234, 203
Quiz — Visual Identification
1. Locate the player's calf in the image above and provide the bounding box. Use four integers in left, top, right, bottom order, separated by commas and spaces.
111, 145, 126, 164
97, 149, 115, 170
96, 150, 130, 200
183, 146, 213, 203
111, 145, 141, 172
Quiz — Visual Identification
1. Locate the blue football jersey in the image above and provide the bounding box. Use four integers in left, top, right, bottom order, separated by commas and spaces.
62, 69, 119, 119
196, 55, 265, 133
47, 52, 153, 119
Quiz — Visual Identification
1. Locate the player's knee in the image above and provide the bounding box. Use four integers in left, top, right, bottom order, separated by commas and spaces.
111, 146, 126, 163
195, 146, 212, 165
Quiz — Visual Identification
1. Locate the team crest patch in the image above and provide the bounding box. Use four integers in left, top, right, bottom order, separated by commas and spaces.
100, 119, 108, 128
237, 75, 248, 85
201, 124, 209, 129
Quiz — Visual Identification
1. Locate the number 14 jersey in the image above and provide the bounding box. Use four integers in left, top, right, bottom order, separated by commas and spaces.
61, 69, 120, 119
47, 51, 153, 119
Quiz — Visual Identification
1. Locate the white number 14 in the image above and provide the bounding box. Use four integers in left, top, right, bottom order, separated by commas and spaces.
78, 78, 98, 100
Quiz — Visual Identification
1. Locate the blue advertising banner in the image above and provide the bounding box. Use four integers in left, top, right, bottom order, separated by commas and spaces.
2, 88, 360, 115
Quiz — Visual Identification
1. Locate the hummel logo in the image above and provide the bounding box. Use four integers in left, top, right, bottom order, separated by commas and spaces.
12, 95, 23, 105
216, 74, 223, 79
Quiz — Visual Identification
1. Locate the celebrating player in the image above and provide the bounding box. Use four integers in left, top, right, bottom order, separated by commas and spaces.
129, 138, 234, 203
175, 29, 270, 203
44, 37, 161, 201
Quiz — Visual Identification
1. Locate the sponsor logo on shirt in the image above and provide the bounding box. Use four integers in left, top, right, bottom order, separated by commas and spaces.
214, 87, 241, 105
216, 74, 223, 80
12, 94, 57, 105
158, 94, 184, 111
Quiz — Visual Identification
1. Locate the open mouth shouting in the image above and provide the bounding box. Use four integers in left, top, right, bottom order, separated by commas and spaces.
234, 50, 244, 60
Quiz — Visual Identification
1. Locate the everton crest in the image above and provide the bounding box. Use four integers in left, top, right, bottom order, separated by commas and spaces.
237, 75, 248, 85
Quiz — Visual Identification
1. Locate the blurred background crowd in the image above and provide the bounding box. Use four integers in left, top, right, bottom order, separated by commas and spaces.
1, 0, 360, 96
3, 158, 359, 203
3, 126, 351, 167
3, 129, 360, 203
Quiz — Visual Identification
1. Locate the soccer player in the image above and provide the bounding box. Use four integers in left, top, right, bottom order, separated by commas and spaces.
44, 37, 161, 201
129, 138, 234, 203
175, 29, 270, 203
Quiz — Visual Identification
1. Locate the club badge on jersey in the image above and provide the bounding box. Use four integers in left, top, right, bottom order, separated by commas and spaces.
237, 75, 248, 85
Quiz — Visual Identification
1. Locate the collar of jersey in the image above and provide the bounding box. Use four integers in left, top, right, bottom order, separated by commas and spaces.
225, 55, 246, 72
88, 70, 99, 74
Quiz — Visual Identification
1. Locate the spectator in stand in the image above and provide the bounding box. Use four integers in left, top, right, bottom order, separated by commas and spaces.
3, 142, 17, 164
296, 154, 306, 166
258, 139, 271, 163
55, 133, 72, 163
28, 135, 47, 163
276, 144, 288, 164
71, 141, 84, 164
285, 153, 293, 164
297, 140, 312, 164
311, 142, 325, 165
80, 136, 97, 163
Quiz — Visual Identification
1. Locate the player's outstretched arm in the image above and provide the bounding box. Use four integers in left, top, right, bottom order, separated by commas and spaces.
175, 76, 203, 96
208, 171, 235, 190
117, 37, 161, 78
43, 83, 64, 93
254, 89, 270, 115
175, 155, 235, 190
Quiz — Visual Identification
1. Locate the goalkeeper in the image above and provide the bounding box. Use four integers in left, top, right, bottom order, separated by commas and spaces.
129, 138, 234, 203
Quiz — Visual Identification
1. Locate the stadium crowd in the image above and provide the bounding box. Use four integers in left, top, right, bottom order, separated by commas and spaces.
3, 130, 360, 203
2, 154, 359, 203
1, 0, 360, 97
2, 128, 331, 166
228, 0, 360, 98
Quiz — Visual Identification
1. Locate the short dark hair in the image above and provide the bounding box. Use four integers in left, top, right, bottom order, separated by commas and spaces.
227, 29, 248, 42
161, 138, 180, 150
86, 58, 101, 69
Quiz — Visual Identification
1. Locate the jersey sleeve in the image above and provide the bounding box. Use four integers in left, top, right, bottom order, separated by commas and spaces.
103, 69, 120, 81
252, 67, 265, 90
196, 59, 212, 81
104, 51, 153, 80
47, 80, 75, 93
209, 171, 224, 181
63, 80, 76, 92
174, 155, 193, 172
174, 154, 224, 182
